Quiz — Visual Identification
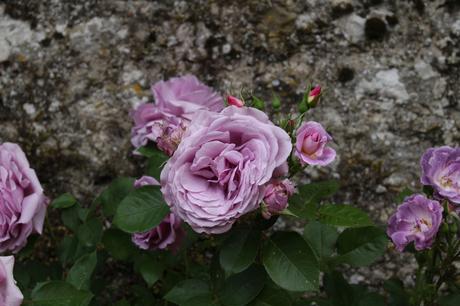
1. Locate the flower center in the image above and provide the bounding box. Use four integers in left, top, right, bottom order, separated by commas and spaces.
414, 218, 432, 233
301, 133, 321, 155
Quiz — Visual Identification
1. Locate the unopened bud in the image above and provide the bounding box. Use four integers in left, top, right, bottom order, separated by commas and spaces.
307, 85, 321, 106
227, 95, 245, 107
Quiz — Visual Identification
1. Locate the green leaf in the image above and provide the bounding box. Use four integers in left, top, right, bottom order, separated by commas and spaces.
383, 279, 410, 306
333, 226, 387, 267
317, 204, 373, 228
77, 218, 103, 248
114, 185, 170, 233
102, 228, 137, 261
262, 232, 319, 292
31, 281, 93, 306
145, 149, 169, 180
219, 265, 267, 306
66, 252, 97, 290
249, 286, 292, 306
134, 254, 165, 287
252, 96, 265, 110
95, 177, 135, 218
220, 228, 260, 274
58, 236, 88, 265
164, 279, 212, 306
137, 146, 161, 158
303, 221, 338, 265
323, 272, 353, 306
61, 206, 81, 232
396, 188, 413, 204
51, 193, 77, 209
289, 181, 339, 219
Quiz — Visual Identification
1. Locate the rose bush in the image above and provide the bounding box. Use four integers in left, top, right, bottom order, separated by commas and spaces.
8, 76, 460, 306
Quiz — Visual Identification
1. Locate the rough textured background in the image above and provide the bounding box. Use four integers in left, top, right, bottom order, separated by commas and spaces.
1, 0, 459, 286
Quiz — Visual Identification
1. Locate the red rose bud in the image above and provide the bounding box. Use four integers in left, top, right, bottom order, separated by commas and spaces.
227, 95, 245, 107
307, 86, 321, 106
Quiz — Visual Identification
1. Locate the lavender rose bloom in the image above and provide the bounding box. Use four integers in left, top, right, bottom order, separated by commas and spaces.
294, 121, 336, 166
131, 176, 185, 252
152, 75, 224, 120
421, 146, 460, 204
161, 106, 292, 234
0, 256, 23, 306
131, 75, 224, 154
0, 143, 48, 253
387, 194, 443, 252
262, 179, 296, 219
132, 213, 184, 252
130, 103, 182, 149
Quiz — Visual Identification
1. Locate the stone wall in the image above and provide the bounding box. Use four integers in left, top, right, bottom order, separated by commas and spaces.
1, 0, 459, 285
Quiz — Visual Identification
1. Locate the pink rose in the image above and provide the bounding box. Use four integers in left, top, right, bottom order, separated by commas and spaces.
294, 121, 336, 166
132, 213, 185, 252
161, 106, 292, 234
152, 75, 224, 120
0, 256, 23, 306
131, 75, 224, 155
131, 176, 185, 252
262, 179, 296, 219
130, 103, 182, 149
0, 143, 48, 253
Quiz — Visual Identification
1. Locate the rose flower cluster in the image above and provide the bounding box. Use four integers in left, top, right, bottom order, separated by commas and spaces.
387, 146, 460, 252
130, 75, 335, 249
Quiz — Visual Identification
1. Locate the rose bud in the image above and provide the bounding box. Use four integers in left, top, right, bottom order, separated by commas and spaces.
294, 121, 336, 166
131, 176, 185, 252
421, 146, 460, 204
0, 256, 23, 306
307, 85, 321, 106
387, 194, 443, 252
227, 95, 245, 107
262, 179, 296, 219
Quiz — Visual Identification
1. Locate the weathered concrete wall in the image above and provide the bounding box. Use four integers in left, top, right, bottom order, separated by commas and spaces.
1, 0, 459, 285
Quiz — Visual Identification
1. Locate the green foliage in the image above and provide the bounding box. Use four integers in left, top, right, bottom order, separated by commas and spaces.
77, 218, 103, 248
303, 221, 338, 269
134, 253, 165, 287
317, 204, 373, 228
332, 226, 387, 267
396, 187, 414, 204
219, 227, 261, 275
114, 185, 170, 233
102, 228, 137, 261
164, 279, 213, 306
51, 193, 78, 209
31, 281, 93, 306
289, 180, 339, 219
250, 286, 293, 306
144, 147, 169, 180
66, 252, 97, 290
94, 177, 135, 218
262, 232, 319, 292
219, 265, 267, 306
